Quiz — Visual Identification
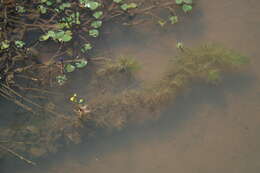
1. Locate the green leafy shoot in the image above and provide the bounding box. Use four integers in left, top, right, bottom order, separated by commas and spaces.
75, 60, 88, 68
38, 5, 47, 14
15, 40, 25, 48
91, 21, 102, 28
89, 29, 99, 37
40, 30, 72, 42
16, 6, 26, 13
176, 42, 184, 49
93, 11, 103, 19
169, 16, 178, 24
56, 75, 67, 86
81, 43, 92, 53
158, 20, 166, 27
0, 40, 10, 50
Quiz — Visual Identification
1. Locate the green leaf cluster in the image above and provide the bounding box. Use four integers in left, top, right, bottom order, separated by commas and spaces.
91, 21, 102, 28
56, 75, 67, 86
175, 0, 193, 13
120, 3, 137, 11
15, 40, 25, 48
89, 29, 99, 37
93, 11, 103, 19
65, 59, 88, 72
80, 0, 100, 10
40, 30, 72, 42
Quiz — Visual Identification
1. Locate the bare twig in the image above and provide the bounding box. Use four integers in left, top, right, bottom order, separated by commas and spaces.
0, 144, 36, 166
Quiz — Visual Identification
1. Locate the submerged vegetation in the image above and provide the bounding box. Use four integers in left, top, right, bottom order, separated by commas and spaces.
0, 0, 250, 166
0, 43, 249, 163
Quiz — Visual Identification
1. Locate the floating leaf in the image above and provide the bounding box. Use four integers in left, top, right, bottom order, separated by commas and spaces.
175, 0, 183, 5
182, 4, 192, 13
85, 1, 100, 10
16, 6, 26, 13
81, 43, 92, 53
55, 30, 72, 42
0, 40, 10, 50
176, 42, 184, 49
121, 3, 137, 11
46, 1, 53, 6
56, 75, 67, 85
59, 3, 71, 10
91, 21, 102, 28
169, 15, 178, 24
38, 5, 47, 14
89, 29, 99, 37
128, 3, 137, 8
39, 34, 50, 41
15, 40, 25, 48
65, 64, 76, 72
93, 11, 103, 19
183, 0, 193, 4
75, 60, 88, 68
158, 20, 166, 27
113, 0, 123, 3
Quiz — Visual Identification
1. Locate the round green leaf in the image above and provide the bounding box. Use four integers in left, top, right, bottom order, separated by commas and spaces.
182, 4, 192, 13
65, 64, 76, 72
85, 1, 100, 10
93, 11, 103, 19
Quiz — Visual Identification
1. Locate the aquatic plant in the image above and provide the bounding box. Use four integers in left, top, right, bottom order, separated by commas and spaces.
84, 44, 249, 129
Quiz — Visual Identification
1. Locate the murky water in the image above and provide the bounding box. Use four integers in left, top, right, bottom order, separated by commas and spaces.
2, 0, 260, 172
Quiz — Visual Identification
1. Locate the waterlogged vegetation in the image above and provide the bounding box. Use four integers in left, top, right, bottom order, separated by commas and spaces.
0, 0, 250, 166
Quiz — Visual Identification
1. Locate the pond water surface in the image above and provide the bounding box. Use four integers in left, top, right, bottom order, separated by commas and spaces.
2, 0, 260, 172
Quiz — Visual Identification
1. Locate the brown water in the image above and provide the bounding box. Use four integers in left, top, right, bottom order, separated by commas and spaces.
3, 0, 260, 172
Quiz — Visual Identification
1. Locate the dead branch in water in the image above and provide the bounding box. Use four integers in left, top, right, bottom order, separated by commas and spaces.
0, 144, 36, 166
